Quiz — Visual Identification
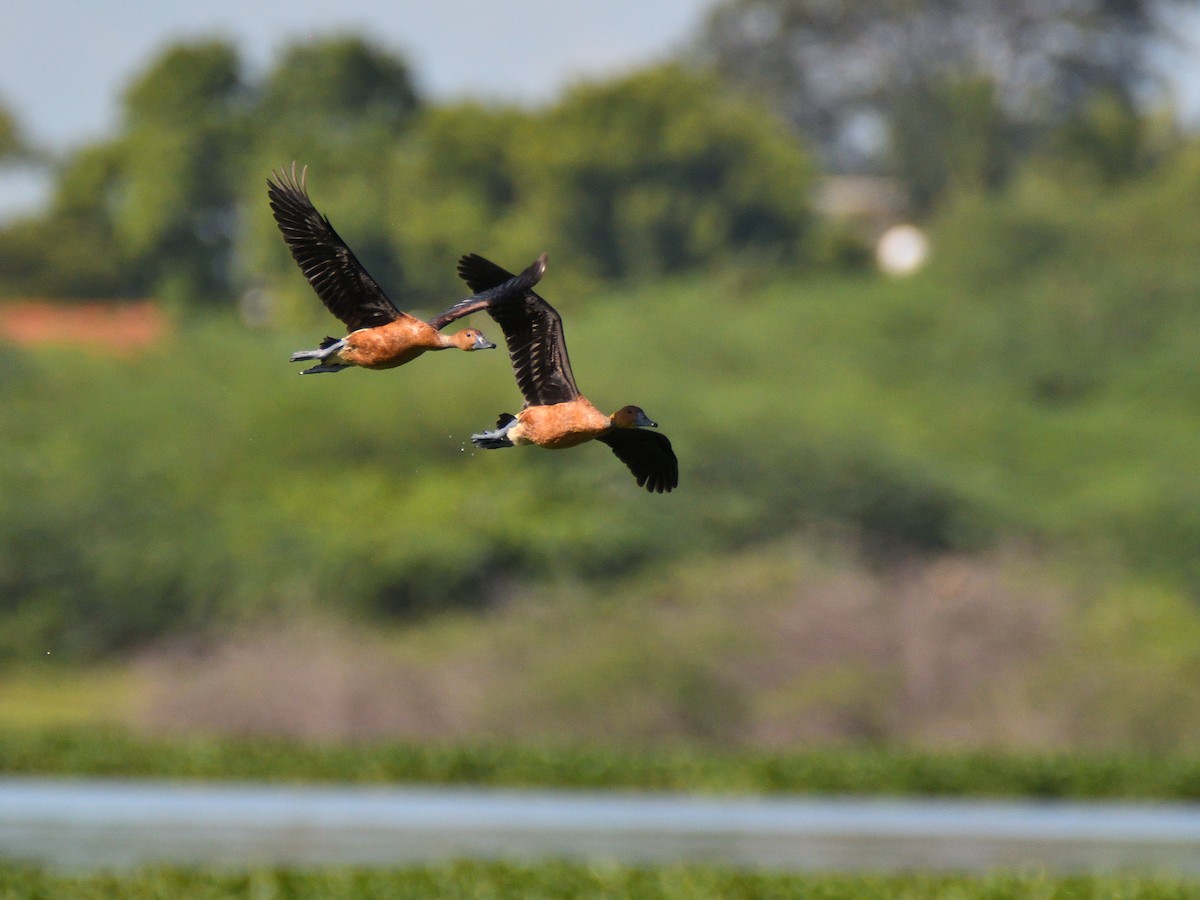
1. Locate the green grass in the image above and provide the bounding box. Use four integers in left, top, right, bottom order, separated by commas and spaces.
10, 727, 1200, 800
0, 667, 141, 729
1, 862, 1198, 899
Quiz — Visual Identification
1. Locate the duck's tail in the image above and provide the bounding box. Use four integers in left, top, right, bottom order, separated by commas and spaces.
471, 413, 517, 449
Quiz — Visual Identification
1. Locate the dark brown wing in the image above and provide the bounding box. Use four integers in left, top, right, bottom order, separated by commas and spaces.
426, 254, 548, 331
597, 429, 679, 493
448, 253, 580, 408
267, 163, 403, 332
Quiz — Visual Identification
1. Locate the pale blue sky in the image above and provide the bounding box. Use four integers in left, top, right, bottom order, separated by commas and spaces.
0, 0, 718, 217
2, 0, 1198, 218
0, 0, 716, 152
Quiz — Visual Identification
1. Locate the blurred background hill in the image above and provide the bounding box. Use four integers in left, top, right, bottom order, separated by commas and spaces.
2, 0, 1200, 754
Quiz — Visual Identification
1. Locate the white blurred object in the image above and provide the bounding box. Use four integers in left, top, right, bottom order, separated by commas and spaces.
876, 224, 930, 276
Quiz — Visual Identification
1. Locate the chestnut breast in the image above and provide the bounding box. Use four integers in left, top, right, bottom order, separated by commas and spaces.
340, 318, 440, 369
512, 399, 611, 448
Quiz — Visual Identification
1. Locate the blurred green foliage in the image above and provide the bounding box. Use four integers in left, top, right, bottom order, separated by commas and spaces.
0, 41, 815, 310
0, 100, 27, 161
516, 66, 815, 280
699, 0, 1180, 211
4, 861, 1196, 900
13, 726, 1200, 800
1, 30, 1199, 693
1, 135, 1200, 660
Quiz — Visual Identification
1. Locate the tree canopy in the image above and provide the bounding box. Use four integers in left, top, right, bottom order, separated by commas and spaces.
257, 36, 421, 132
0, 99, 27, 161
0, 11, 1187, 305
511, 66, 815, 281
696, 0, 1185, 208
0, 41, 816, 309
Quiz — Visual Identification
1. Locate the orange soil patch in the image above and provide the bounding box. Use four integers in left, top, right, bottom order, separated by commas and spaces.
0, 300, 168, 356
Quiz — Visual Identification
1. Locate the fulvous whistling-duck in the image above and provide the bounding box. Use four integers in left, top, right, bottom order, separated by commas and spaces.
267, 164, 545, 374
443, 253, 679, 493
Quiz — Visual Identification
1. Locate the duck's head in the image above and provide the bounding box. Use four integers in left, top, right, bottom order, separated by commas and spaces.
451, 327, 497, 351
611, 405, 658, 429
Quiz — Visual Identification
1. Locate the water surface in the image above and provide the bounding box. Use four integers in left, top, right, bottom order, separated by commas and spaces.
3, 777, 1199, 872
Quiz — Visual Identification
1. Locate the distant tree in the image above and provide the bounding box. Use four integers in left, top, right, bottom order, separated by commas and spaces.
0, 145, 131, 299
0, 217, 129, 300
697, 0, 1185, 206
0, 46, 248, 303
256, 35, 420, 165
111, 40, 249, 305
0, 99, 27, 161
888, 76, 1015, 215
1038, 89, 1158, 187
3, 37, 820, 309
511, 65, 816, 280
240, 36, 425, 317
383, 103, 528, 302
122, 41, 246, 128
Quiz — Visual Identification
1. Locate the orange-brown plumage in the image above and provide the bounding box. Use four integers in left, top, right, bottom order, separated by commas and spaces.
335, 318, 491, 370
446, 254, 679, 493
505, 399, 613, 448
267, 163, 543, 374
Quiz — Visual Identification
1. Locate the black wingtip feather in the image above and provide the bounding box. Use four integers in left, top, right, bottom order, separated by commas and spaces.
266, 163, 402, 331
598, 429, 679, 494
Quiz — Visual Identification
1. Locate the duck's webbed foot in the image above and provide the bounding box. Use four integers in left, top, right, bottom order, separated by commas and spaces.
471, 413, 517, 449
297, 362, 351, 374
291, 337, 348, 374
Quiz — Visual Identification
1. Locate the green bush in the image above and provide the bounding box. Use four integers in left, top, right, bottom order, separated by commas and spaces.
5, 146, 1200, 657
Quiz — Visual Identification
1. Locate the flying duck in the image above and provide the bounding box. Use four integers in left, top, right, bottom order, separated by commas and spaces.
444, 253, 678, 493
267, 164, 544, 374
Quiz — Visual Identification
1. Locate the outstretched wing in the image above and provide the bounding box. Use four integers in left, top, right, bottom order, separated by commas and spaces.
426, 253, 548, 331
267, 163, 403, 332
446, 253, 579, 407
597, 429, 679, 494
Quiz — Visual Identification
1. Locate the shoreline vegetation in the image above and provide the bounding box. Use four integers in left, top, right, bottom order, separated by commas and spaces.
3, 861, 1199, 899
8, 726, 1200, 801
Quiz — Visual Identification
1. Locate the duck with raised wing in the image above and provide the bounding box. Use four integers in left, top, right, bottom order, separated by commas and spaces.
267, 164, 544, 374
443, 253, 678, 493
